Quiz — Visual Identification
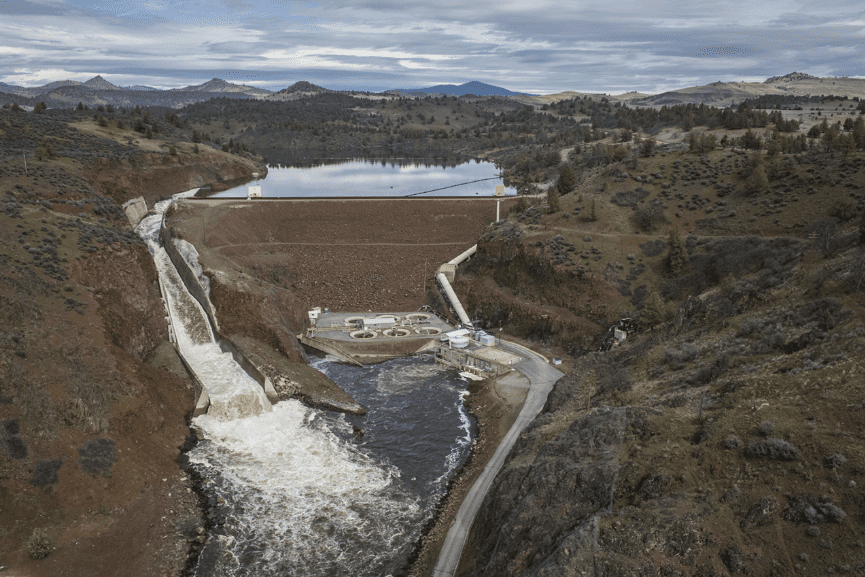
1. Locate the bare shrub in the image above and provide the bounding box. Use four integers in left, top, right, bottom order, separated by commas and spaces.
31, 459, 62, 487
784, 496, 846, 524
746, 438, 800, 461
633, 202, 667, 232
611, 188, 650, 207
792, 298, 849, 330
757, 421, 775, 437
597, 366, 633, 397
825, 454, 847, 468
830, 198, 858, 222
691, 354, 730, 385
663, 342, 700, 367
724, 435, 742, 450
77, 438, 116, 477
27, 528, 51, 559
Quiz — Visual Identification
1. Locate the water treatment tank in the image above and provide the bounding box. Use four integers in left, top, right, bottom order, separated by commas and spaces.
450, 336, 469, 348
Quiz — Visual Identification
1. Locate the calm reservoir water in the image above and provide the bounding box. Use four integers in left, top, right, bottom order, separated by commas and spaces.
210, 158, 516, 198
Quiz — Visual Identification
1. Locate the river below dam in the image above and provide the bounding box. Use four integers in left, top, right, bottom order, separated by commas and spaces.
137, 191, 474, 576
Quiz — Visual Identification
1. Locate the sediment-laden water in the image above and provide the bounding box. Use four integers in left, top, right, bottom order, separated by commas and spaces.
137, 192, 473, 576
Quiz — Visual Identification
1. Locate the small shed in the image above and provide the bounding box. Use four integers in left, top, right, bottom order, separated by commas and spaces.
362, 317, 397, 330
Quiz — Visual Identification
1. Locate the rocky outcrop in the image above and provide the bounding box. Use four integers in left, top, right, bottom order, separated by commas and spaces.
472, 406, 627, 577
456, 239, 616, 352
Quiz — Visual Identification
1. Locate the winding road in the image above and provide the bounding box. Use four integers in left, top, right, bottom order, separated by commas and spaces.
432, 340, 564, 576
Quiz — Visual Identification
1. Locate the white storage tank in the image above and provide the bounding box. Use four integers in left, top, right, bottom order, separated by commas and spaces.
450, 335, 469, 348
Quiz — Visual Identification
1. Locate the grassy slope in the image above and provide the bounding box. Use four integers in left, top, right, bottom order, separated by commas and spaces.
452, 135, 865, 575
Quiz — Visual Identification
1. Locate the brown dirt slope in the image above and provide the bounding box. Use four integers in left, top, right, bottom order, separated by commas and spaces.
0, 108, 269, 575
0, 200, 199, 576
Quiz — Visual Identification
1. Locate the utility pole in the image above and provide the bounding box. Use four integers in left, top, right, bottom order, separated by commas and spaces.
23, 152, 27, 177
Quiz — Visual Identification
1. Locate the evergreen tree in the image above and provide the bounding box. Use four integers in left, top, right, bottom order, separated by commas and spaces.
556, 165, 576, 194
666, 227, 687, 274
640, 138, 655, 157
747, 164, 768, 193
546, 187, 561, 213
640, 292, 666, 328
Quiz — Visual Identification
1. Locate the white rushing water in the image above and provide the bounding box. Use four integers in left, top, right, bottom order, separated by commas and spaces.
136, 194, 271, 420
136, 192, 426, 576
189, 402, 422, 576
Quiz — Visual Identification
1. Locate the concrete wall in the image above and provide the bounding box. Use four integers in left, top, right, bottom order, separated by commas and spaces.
159, 216, 279, 406
123, 197, 148, 228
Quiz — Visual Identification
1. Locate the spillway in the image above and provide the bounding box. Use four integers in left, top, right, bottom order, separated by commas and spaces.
137, 194, 271, 420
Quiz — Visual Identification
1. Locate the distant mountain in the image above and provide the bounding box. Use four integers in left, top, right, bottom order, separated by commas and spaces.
41, 80, 84, 91
84, 75, 122, 90
764, 72, 818, 84
393, 81, 534, 97
628, 73, 865, 107
0, 81, 82, 98
125, 85, 160, 91
276, 81, 330, 94
175, 78, 272, 97
267, 81, 332, 101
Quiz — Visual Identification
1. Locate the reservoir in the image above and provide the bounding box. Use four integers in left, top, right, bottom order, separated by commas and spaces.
210, 158, 517, 198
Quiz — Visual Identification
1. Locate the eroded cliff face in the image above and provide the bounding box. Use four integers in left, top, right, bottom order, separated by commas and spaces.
205, 270, 307, 361
83, 151, 264, 206
456, 239, 614, 353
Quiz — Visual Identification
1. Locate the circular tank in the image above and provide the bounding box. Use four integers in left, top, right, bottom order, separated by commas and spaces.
415, 327, 442, 335
449, 336, 469, 348
384, 328, 411, 338
349, 330, 377, 339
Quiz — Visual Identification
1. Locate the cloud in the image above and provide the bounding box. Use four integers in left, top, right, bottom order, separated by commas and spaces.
0, 0, 863, 93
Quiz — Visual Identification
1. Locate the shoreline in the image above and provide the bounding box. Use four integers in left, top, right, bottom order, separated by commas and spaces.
406, 368, 527, 577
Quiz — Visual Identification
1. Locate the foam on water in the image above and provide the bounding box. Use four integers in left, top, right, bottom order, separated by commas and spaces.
312, 357, 474, 505
435, 388, 473, 490
189, 400, 423, 577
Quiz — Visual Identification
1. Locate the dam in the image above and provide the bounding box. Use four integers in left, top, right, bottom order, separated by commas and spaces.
133, 191, 485, 575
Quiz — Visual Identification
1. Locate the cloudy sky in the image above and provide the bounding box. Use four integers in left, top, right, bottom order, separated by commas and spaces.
2, 0, 864, 94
